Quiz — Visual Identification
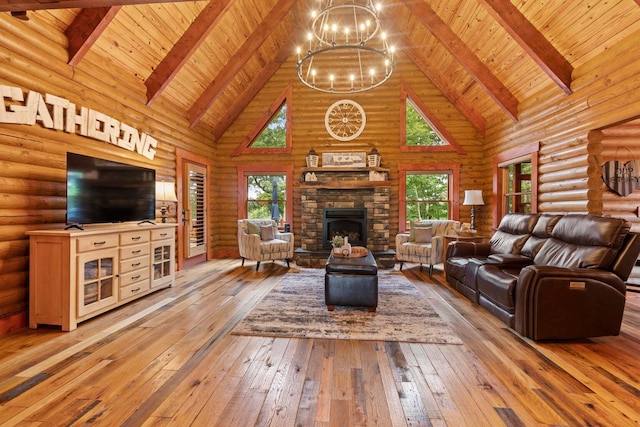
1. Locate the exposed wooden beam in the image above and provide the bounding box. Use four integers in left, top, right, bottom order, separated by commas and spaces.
145, 0, 235, 105
0, 0, 195, 12
393, 31, 487, 136
213, 42, 293, 141
401, 0, 519, 121
188, 0, 297, 128
478, 0, 573, 95
65, 6, 121, 67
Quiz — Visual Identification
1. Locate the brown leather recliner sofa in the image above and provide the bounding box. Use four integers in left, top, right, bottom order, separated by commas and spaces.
445, 213, 640, 340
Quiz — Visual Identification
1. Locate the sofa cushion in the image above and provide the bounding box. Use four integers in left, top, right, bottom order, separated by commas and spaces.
409, 221, 432, 242
489, 231, 530, 255
488, 213, 540, 255
414, 227, 433, 243
246, 221, 261, 234
476, 265, 518, 314
534, 215, 630, 269
260, 224, 275, 241
521, 214, 562, 258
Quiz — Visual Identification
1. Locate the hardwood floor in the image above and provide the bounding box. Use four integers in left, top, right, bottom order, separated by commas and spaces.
1, 259, 639, 426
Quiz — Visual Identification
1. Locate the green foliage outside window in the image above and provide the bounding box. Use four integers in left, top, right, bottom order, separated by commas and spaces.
405, 101, 446, 147
247, 174, 286, 220
251, 105, 286, 148
405, 173, 449, 221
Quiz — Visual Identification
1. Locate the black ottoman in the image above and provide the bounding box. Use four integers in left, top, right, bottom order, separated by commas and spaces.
325, 250, 378, 312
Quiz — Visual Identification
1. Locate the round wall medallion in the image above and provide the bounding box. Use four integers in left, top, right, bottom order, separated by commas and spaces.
324, 99, 366, 141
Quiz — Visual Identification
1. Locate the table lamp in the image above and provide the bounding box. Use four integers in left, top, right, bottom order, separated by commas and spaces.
155, 181, 178, 223
463, 190, 484, 230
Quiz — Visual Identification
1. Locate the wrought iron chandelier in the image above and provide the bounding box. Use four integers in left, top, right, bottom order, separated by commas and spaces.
296, 0, 396, 94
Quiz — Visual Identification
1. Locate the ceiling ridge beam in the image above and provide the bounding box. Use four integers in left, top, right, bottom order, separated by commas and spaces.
145, 0, 236, 105
402, 0, 519, 121
188, 0, 297, 128
478, 0, 573, 95
66, 6, 121, 67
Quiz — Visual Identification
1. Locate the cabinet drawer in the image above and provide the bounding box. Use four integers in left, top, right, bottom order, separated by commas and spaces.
120, 255, 150, 274
119, 280, 150, 301
77, 235, 119, 253
120, 243, 150, 260
152, 228, 174, 241
120, 231, 150, 246
120, 268, 150, 287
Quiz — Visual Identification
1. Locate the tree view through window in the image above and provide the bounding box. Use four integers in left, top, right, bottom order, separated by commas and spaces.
246, 174, 286, 221
405, 100, 447, 147
250, 104, 286, 148
405, 172, 450, 222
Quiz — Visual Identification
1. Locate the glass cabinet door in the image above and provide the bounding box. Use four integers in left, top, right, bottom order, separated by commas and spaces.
77, 249, 118, 317
152, 242, 174, 288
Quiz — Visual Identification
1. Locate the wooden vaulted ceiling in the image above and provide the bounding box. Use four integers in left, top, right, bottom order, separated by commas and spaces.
2, 0, 640, 139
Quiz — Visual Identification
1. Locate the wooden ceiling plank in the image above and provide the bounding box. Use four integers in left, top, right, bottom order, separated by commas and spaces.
188, 0, 297, 128
145, 0, 236, 105
401, 0, 519, 121
66, 6, 121, 67
396, 33, 487, 136
478, 0, 573, 95
0, 0, 197, 12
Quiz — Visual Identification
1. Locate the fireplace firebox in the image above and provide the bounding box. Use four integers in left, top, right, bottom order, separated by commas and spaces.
322, 208, 367, 249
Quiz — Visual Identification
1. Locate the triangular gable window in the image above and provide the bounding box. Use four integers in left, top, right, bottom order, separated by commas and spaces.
400, 80, 465, 154
233, 83, 292, 156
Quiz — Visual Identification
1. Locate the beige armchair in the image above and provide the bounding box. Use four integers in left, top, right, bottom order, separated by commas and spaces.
237, 219, 294, 270
396, 220, 460, 274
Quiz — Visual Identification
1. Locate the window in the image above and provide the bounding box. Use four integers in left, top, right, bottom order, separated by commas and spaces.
405, 100, 447, 147
246, 174, 286, 221
398, 163, 461, 232
493, 143, 539, 228
400, 81, 465, 154
502, 161, 532, 214
250, 104, 286, 149
233, 84, 292, 156
237, 165, 294, 226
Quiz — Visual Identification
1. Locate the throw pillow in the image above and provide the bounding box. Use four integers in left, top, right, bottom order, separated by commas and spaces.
260, 224, 275, 241
246, 220, 261, 235
414, 226, 433, 243
409, 220, 432, 242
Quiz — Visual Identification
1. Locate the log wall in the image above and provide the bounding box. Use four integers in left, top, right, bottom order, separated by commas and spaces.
211, 56, 485, 256
0, 14, 215, 333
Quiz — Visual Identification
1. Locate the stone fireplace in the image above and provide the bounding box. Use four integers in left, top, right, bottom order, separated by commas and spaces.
296, 167, 395, 267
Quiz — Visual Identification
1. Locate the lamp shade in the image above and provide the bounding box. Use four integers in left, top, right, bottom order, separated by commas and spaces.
155, 181, 178, 202
463, 190, 484, 206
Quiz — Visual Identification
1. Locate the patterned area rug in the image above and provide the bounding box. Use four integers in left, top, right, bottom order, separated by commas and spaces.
232, 268, 462, 344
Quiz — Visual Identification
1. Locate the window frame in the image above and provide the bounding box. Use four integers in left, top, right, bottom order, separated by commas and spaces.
237, 165, 294, 227
398, 163, 461, 232
492, 143, 539, 229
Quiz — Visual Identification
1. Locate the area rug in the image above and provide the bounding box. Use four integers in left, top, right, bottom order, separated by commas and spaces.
232, 268, 462, 344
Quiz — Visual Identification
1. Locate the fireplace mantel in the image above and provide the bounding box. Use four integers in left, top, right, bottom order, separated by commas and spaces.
300, 181, 390, 189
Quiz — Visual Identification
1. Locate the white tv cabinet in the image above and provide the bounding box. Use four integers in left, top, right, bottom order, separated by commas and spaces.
27, 223, 177, 331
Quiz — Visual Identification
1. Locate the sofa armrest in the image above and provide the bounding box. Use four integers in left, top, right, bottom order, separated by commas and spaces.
514, 265, 627, 340
396, 233, 410, 246
239, 232, 260, 257
275, 231, 293, 242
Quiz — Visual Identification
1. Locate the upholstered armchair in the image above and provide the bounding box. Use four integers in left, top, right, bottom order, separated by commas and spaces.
396, 220, 460, 274
237, 219, 294, 270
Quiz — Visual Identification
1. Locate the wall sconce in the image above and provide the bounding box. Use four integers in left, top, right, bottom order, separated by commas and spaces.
463, 190, 484, 230
155, 181, 178, 223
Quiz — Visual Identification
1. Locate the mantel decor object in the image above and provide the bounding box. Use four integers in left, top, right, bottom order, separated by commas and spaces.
306, 148, 319, 167
368, 147, 381, 167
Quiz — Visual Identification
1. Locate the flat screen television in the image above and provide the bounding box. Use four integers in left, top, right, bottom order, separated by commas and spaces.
66, 152, 156, 227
